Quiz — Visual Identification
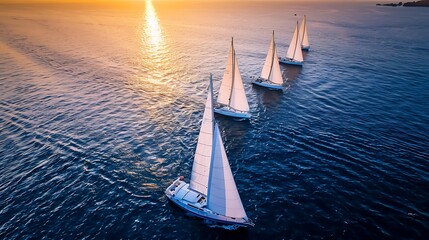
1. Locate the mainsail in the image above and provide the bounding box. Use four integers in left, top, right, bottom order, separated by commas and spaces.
286, 22, 304, 62
260, 31, 283, 85
189, 75, 215, 195
217, 39, 250, 112
299, 15, 310, 49
207, 122, 247, 219
191, 74, 248, 218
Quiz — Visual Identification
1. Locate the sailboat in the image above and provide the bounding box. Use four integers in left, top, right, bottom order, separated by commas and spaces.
165, 74, 254, 228
299, 15, 310, 51
215, 38, 251, 119
252, 31, 284, 90
279, 21, 304, 66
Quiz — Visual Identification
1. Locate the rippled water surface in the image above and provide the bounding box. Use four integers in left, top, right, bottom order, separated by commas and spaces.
1, 1, 429, 239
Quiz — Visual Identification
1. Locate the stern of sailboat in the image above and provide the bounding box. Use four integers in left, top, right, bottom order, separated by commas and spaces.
278, 57, 303, 66
214, 106, 251, 119
252, 77, 283, 90
165, 176, 186, 198
165, 177, 255, 227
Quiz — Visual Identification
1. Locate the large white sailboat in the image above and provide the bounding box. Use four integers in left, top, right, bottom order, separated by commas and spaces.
215, 39, 251, 119
165, 74, 254, 228
299, 15, 310, 51
252, 31, 284, 90
279, 22, 304, 66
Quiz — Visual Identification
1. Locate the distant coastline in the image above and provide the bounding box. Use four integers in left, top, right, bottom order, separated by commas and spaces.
376, 0, 429, 7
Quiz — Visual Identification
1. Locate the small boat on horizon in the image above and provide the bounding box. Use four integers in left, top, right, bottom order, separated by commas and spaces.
165, 74, 254, 228
252, 31, 284, 90
300, 15, 310, 51
279, 21, 304, 66
214, 38, 251, 119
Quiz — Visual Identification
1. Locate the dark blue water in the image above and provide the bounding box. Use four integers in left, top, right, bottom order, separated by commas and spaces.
1, 1, 429, 239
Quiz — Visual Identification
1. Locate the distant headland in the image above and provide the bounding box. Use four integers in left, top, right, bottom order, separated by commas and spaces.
376, 0, 429, 7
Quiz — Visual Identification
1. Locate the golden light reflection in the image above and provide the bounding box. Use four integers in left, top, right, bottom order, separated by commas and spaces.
135, 0, 185, 120
144, 0, 163, 52
137, 0, 173, 88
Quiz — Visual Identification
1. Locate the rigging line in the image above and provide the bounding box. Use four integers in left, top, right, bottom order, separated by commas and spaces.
267, 31, 275, 82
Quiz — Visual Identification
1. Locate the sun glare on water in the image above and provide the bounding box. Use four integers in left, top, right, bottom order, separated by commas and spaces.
144, 0, 163, 49
134, 0, 186, 114
137, 0, 172, 86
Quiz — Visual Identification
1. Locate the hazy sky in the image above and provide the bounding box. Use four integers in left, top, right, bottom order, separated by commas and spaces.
0, 0, 387, 3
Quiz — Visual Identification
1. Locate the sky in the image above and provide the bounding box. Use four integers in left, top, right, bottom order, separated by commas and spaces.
0, 0, 387, 3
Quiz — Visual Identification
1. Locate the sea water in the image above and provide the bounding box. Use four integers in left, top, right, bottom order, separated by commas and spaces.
1, 1, 428, 239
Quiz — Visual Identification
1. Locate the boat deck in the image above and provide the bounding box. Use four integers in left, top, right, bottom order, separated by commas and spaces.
165, 177, 254, 227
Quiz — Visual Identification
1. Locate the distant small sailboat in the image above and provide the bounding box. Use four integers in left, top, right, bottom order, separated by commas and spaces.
252, 31, 284, 90
215, 38, 251, 119
279, 22, 304, 66
299, 15, 310, 51
165, 74, 254, 228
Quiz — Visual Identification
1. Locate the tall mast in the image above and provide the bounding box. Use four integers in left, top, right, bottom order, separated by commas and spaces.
268, 30, 275, 82
209, 74, 214, 128
293, 21, 299, 60
207, 73, 216, 200
189, 74, 215, 195
228, 38, 235, 107
303, 15, 307, 42
300, 15, 308, 47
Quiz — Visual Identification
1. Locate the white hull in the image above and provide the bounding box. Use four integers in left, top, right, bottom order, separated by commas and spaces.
252, 77, 283, 90
214, 106, 251, 119
165, 177, 254, 227
278, 57, 303, 66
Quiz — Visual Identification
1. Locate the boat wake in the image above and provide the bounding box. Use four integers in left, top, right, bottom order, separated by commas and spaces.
204, 220, 240, 230
233, 117, 248, 122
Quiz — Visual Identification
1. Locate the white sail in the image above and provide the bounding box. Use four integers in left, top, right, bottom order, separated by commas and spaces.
217, 39, 249, 112
217, 43, 234, 107
299, 15, 310, 49
207, 122, 247, 219
260, 34, 274, 81
189, 76, 214, 196
286, 22, 304, 62
261, 32, 283, 85
229, 58, 249, 112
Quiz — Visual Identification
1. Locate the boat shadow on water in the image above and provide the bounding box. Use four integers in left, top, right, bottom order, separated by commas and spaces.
214, 115, 251, 145
283, 65, 302, 83
252, 85, 283, 106
302, 50, 309, 59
